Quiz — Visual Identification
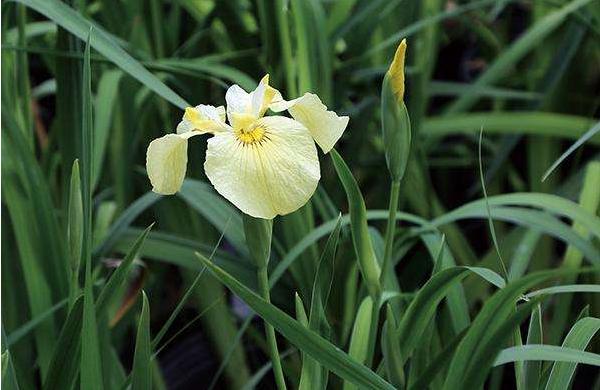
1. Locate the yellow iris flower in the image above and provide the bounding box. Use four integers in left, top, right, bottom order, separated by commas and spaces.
146, 75, 349, 219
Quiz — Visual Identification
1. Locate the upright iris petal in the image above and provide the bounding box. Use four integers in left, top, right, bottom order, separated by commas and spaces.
145, 75, 349, 219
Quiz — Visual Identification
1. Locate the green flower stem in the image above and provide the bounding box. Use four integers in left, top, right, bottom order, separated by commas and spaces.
257, 265, 287, 390
366, 180, 401, 365
380, 180, 401, 286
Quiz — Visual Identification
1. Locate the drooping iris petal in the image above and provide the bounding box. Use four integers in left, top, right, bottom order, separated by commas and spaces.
176, 104, 228, 134
146, 132, 200, 194
204, 116, 320, 219
269, 93, 349, 153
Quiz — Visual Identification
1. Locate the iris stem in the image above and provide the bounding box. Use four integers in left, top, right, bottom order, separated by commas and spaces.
257, 266, 287, 390
381, 180, 401, 286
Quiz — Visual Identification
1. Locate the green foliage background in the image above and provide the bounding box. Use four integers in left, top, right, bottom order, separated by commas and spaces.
1, 0, 599, 389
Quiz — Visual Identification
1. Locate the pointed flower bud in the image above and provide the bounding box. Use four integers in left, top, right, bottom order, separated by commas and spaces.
387, 39, 407, 103
381, 39, 412, 182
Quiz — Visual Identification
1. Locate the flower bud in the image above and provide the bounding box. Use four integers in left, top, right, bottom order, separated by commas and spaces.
381, 39, 412, 182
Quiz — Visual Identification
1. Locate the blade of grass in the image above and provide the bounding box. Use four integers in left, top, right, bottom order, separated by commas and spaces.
422, 112, 598, 143
545, 317, 600, 390
494, 345, 600, 368
131, 292, 151, 390
92, 69, 122, 190
93, 191, 161, 257
444, 0, 594, 114
196, 253, 395, 390
96, 224, 154, 314
343, 296, 374, 390
12, 0, 189, 108
550, 162, 600, 344
542, 121, 600, 182
80, 29, 102, 390
523, 304, 543, 390
6, 299, 67, 347
42, 296, 83, 390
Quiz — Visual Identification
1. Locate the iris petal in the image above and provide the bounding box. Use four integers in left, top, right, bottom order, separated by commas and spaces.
146, 132, 199, 195
204, 116, 320, 219
176, 104, 229, 134
269, 93, 349, 153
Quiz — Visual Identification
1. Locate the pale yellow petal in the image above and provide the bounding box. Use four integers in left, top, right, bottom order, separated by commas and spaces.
251, 74, 280, 117
387, 38, 407, 102
225, 84, 252, 126
204, 116, 319, 219
226, 76, 280, 127
146, 133, 198, 195
176, 104, 229, 134
270, 93, 349, 153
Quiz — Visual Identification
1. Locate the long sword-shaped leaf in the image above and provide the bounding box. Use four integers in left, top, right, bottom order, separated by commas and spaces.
96, 224, 153, 314
11, 0, 189, 109
545, 317, 600, 390
131, 292, 152, 390
43, 296, 83, 390
80, 30, 102, 390
196, 254, 395, 390
494, 345, 600, 368
444, 0, 593, 113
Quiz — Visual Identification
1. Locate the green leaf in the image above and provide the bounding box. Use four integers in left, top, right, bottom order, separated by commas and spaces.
11, 0, 189, 108
196, 254, 394, 390
428, 81, 542, 100
545, 317, 600, 390
131, 292, 152, 390
381, 305, 404, 389
67, 159, 83, 300
525, 284, 600, 299
421, 233, 470, 333
542, 121, 600, 182
114, 228, 256, 288
96, 224, 153, 314
6, 299, 67, 347
94, 192, 161, 257
444, 0, 594, 113
270, 210, 424, 288
344, 296, 374, 390
330, 149, 381, 298
494, 345, 600, 368
299, 215, 342, 390
442, 268, 595, 389
92, 70, 123, 190
152, 58, 256, 91
523, 304, 543, 390
458, 297, 544, 389
178, 179, 247, 255
427, 206, 600, 265
80, 29, 102, 390
43, 296, 83, 390
2, 329, 21, 390
422, 113, 598, 143
408, 329, 467, 390
395, 267, 470, 361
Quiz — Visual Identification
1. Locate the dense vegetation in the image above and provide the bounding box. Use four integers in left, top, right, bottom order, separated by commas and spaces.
2, 0, 599, 389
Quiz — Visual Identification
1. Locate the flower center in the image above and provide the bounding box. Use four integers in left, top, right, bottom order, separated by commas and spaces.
237, 125, 266, 144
